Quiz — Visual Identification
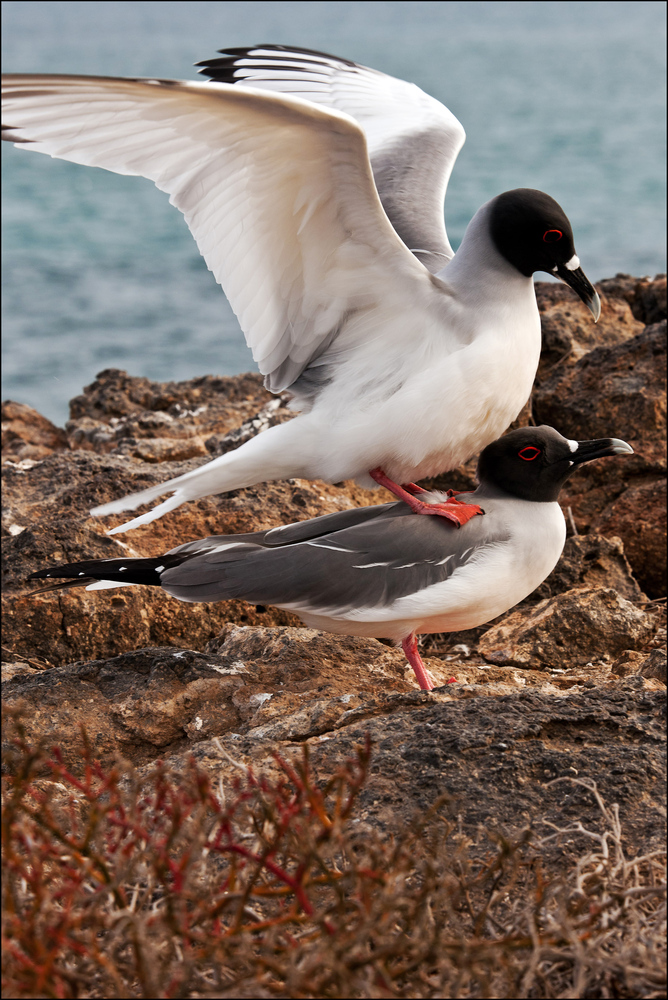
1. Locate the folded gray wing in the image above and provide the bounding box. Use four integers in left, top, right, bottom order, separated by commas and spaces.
261, 501, 402, 544
161, 502, 501, 614
197, 45, 466, 272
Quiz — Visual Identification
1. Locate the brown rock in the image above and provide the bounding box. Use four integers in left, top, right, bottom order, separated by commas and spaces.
162, 685, 667, 863
68, 367, 270, 422
478, 587, 654, 670
65, 368, 286, 457
1, 662, 40, 683
204, 624, 409, 693
635, 274, 667, 325
595, 273, 667, 325
2, 400, 69, 464
110, 435, 210, 463
1, 647, 248, 768
593, 478, 667, 598
4, 638, 665, 870
610, 650, 649, 677
0, 629, 420, 769
534, 321, 665, 470
638, 648, 667, 683
532, 322, 666, 540
530, 532, 644, 603
534, 280, 644, 377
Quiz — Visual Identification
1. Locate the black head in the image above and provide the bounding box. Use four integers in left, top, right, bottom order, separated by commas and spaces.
477, 425, 633, 502
489, 189, 600, 320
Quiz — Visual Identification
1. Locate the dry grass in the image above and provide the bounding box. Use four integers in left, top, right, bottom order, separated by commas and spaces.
2, 706, 665, 999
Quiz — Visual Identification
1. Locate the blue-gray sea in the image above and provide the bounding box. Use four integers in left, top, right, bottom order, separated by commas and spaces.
2, 0, 666, 426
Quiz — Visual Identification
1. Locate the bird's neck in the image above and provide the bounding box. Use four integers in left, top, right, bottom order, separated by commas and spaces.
436, 202, 535, 308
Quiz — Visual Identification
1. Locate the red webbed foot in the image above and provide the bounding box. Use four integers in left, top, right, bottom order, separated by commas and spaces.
370, 469, 484, 526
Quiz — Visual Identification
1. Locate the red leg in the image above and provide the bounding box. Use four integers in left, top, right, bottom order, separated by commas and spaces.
402, 483, 467, 498
401, 481, 429, 496
402, 633, 435, 691
370, 468, 484, 526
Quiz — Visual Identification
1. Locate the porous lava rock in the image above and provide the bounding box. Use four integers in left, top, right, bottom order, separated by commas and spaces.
529, 532, 645, 603
478, 587, 654, 671
300, 685, 666, 853
593, 478, 667, 598
1, 274, 665, 823
595, 273, 667, 325
0, 631, 424, 769
639, 647, 667, 683
2, 401, 69, 464
533, 320, 665, 474
534, 278, 644, 376
531, 319, 666, 593
4, 644, 665, 869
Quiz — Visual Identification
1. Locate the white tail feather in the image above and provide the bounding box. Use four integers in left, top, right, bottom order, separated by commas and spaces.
91, 481, 179, 517
105, 493, 185, 535
91, 419, 318, 533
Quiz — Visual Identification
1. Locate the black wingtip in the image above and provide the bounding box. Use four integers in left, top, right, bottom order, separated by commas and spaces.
2, 123, 35, 143
195, 43, 358, 80
27, 557, 170, 589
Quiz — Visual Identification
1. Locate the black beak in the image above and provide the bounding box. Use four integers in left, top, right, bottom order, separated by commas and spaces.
554, 262, 601, 322
571, 437, 633, 465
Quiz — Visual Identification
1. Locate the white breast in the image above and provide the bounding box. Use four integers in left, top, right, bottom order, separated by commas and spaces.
289, 499, 566, 641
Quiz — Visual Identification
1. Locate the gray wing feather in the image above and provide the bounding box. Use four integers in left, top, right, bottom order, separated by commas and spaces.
161, 500, 502, 611
262, 501, 402, 544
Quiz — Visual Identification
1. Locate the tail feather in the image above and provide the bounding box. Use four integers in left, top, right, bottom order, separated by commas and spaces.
90, 419, 313, 533
91, 480, 199, 520
27, 576, 99, 596
103, 493, 185, 535
29, 557, 170, 588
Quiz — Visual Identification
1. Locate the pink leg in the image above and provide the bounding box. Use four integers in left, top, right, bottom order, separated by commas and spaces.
402, 633, 435, 691
370, 468, 484, 527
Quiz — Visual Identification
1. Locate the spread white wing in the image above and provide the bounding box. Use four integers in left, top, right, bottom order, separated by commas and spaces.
2, 73, 438, 393
198, 44, 466, 271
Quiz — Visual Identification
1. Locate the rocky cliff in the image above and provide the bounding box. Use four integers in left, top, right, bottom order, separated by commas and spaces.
2, 275, 666, 877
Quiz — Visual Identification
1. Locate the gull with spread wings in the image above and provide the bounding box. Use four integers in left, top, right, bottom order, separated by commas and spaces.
2, 45, 600, 533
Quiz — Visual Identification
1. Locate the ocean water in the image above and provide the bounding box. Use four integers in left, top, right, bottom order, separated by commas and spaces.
2, 0, 666, 426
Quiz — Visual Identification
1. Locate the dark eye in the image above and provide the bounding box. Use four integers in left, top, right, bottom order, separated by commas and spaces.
518, 446, 541, 461
543, 229, 563, 243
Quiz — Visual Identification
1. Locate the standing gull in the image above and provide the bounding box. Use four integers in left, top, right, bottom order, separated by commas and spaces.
2, 46, 600, 532
29, 426, 631, 691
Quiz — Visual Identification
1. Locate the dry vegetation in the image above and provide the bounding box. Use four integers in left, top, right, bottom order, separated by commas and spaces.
2, 707, 665, 999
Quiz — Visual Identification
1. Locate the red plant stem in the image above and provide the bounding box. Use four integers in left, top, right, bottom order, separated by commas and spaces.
218, 842, 314, 916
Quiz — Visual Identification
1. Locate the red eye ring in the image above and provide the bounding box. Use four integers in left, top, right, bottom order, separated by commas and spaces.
518, 446, 541, 461
543, 229, 563, 243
